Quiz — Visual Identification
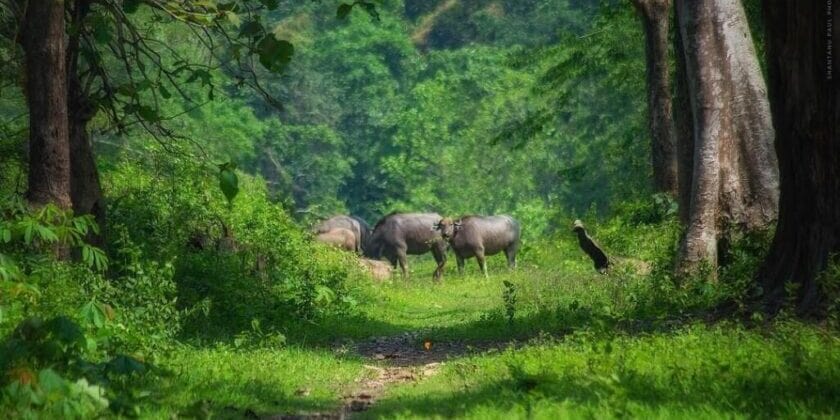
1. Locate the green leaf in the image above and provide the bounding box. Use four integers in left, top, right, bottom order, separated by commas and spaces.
135, 79, 152, 92
218, 164, 239, 204
80, 301, 106, 329
38, 369, 66, 393
123, 0, 141, 13
239, 20, 264, 38
315, 285, 336, 306
337, 2, 379, 21
45, 316, 85, 348
91, 247, 109, 272
185, 69, 212, 86
72, 218, 89, 235
360, 2, 380, 21
23, 222, 33, 244
91, 16, 114, 44
116, 84, 137, 98
217, 2, 238, 12
337, 3, 353, 19
106, 354, 147, 376
224, 10, 240, 26
256, 35, 294, 73
260, 0, 279, 10
73, 378, 109, 409
35, 225, 58, 243
137, 105, 160, 122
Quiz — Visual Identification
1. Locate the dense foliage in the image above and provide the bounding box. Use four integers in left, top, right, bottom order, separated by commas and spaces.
71, 0, 649, 229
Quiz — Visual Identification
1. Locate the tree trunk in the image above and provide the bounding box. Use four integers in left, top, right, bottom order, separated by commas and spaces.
673, 7, 693, 225
20, 0, 71, 209
674, 0, 778, 275
68, 0, 105, 244
757, 1, 840, 315
68, 77, 105, 241
631, 0, 678, 196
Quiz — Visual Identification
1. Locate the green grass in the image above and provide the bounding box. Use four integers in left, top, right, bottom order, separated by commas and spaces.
130, 244, 609, 417
303, 234, 611, 340
140, 345, 370, 418
327, 242, 840, 419
362, 321, 840, 419
46, 225, 838, 419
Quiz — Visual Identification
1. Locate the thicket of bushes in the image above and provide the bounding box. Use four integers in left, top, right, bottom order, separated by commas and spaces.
0, 145, 366, 416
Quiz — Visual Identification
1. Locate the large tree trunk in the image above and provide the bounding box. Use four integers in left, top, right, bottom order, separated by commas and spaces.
20, 0, 71, 209
631, 0, 678, 196
757, 1, 840, 315
674, 0, 778, 275
68, 0, 105, 243
673, 8, 693, 225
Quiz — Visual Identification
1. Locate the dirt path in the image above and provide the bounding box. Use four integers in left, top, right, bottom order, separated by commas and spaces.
268, 332, 504, 419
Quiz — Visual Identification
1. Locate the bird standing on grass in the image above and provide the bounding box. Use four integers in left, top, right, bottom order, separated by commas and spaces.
572, 219, 610, 274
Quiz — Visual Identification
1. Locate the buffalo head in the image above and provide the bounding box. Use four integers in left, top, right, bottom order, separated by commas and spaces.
432, 217, 462, 240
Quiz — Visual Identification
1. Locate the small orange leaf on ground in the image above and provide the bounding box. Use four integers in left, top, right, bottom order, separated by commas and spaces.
423, 339, 432, 351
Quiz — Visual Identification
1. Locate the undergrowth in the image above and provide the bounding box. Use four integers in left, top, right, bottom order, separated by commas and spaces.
1, 186, 837, 418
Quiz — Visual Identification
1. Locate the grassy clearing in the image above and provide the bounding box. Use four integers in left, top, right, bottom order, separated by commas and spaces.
328, 232, 840, 419
139, 346, 369, 418
6, 216, 836, 419
128, 238, 607, 417
362, 322, 840, 419
309, 232, 607, 341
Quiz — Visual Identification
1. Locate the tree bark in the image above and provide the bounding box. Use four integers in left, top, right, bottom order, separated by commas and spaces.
757, 1, 840, 315
674, 0, 779, 274
631, 0, 679, 196
67, 0, 105, 243
673, 8, 693, 225
20, 0, 71, 209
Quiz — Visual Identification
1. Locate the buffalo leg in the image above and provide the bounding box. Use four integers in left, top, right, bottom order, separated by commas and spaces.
385, 250, 398, 268
431, 245, 446, 281
456, 255, 465, 275
475, 249, 488, 279
397, 250, 409, 279
504, 246, 517, 269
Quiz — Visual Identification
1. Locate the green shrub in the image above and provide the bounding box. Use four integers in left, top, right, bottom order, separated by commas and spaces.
103, 146, 364, 341
1, 368, 110, 419
0, 195, 171, 416
820, 255, 840, 325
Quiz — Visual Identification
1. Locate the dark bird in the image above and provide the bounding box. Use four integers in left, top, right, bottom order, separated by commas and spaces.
572, 220, 610, 274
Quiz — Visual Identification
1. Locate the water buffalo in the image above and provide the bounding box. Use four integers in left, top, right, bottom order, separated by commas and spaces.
315, 227, 356, 252
359, 258, 393, 281
313, 215, 370, 254
348, 215, 372, 252
433, 215, 521, 278
368, 212, 447, 280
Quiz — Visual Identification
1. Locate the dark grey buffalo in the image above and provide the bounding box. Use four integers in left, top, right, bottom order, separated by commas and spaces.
313, 215, 371, 254
433, 215, 521, 277
367, 212, 447, 280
